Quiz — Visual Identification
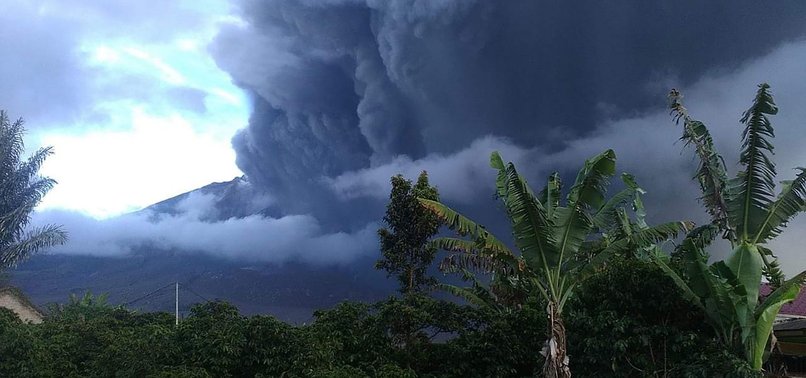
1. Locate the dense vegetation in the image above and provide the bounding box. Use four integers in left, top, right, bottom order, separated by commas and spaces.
1, 84, 804, 377
0, 271, 756, 377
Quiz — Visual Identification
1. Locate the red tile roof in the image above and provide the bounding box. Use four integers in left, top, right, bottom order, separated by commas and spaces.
761, 284, 806, 317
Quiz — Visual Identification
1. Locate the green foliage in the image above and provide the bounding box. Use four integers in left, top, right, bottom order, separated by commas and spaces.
567, 257, 758, 377
422, 150, 688, 376
0, 111, 66, 270
0, 293, 554, 377
177, 301, 247, 377
662, 84, 806, 370
307, 301, 396, 375
242, 315, 308, 376
30, 298, 176, 377
0, 308, 44, 377
435, 298, 546, 377
0, 286, 775, 377
377, 171, 442, 294
46, 291, 115, 322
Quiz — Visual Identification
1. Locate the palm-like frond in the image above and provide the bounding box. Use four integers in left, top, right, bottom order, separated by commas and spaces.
17, 147, 54, 184
757, 245, 785, 289
438, 283, 497, 309
439, 253, 509, 275
429, 237, 509, 256
670, 224, 718, 263
756, 269, 806, 319
625, 174, 651, 230
724, 243, 763, 318
496, 161, 558, 273
566, 149, 616, 210
678, 224, 719, 251
417, 199, 511, 255
439, 267, 529, 311
552, 150, 616, 272
754, 168, 806, 243
676, 242, 744, 343
591, 173, 642, 231
0, 176, 56, 244
0, 111, 66, 269
490, 152, 509, 199
669, 89, 732, 238
728, 83, 779, 240
430, 237, 519, 274
0, 112, 25, 182
652, 249, 707, 313
537, 172, 562, 217
585, 221, 692, 270
0, 225, 67, 268
751, 270, 806, 369
627, 221, 693, 247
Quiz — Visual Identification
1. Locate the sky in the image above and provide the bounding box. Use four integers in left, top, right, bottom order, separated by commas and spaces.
2, 0, 248, 218
8, 1, 806, 271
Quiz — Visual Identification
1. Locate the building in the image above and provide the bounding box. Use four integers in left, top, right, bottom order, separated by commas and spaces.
0, 286, 44, 324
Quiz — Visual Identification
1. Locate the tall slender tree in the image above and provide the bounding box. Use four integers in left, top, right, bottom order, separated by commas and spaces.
0, 111, 66, 270
421, 151, 689, 377
654, 84, 806, 370
376, 171, 440, 294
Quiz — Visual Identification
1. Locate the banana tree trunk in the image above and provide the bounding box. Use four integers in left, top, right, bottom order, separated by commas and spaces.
542, 301, 571, 378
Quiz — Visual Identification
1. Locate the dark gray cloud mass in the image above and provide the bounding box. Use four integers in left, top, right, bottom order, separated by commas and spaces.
327, 40, 806, 271
212, 0, 806, 221
0, 2, 91, 125
18, 0, 806, 267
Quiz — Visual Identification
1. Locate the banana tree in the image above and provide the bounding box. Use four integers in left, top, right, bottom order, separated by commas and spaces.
420, 150, 690, 378
654, 84, 806, 370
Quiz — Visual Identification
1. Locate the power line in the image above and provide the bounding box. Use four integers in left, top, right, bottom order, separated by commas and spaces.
122, 282, 175, 307
120, 280, 213, 311
182, 284, 211, 303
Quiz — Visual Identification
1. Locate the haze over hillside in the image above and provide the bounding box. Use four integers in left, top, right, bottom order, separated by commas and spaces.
14, 178, 396, 323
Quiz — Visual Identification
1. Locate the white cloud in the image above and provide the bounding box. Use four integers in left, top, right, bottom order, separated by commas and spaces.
326, 136, 536, 204
37, 110, 242, 218
33, 192, 377, 264
1, 0, 252, 218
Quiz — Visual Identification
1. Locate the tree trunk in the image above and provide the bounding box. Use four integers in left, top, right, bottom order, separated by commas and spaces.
542, 301, 571, 378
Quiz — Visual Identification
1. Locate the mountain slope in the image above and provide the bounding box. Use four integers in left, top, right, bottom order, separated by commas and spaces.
10, 178, 396, 323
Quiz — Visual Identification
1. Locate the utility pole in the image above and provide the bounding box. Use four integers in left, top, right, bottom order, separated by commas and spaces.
175, 282, 179, 326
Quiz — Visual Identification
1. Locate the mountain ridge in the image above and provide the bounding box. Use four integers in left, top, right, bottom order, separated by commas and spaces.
11, 178, 395, 323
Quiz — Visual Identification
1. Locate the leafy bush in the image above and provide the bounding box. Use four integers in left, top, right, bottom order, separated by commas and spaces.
567, 257, 758, 377
0, 287, 761, 377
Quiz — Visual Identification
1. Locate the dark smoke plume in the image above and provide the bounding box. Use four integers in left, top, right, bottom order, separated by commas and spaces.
212, 0, 806, 222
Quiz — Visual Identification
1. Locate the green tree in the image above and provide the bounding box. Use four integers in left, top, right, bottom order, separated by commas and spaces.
567, 257, 756, 377
0, 111, 66, 269
420, 151, 688, 377
177, 301, 247, 377
653, 84, 806, 370
376, 171, 441, 294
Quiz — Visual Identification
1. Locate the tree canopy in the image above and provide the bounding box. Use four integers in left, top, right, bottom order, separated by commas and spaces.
0, 111, 65, 270
376, 171, 441, 294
